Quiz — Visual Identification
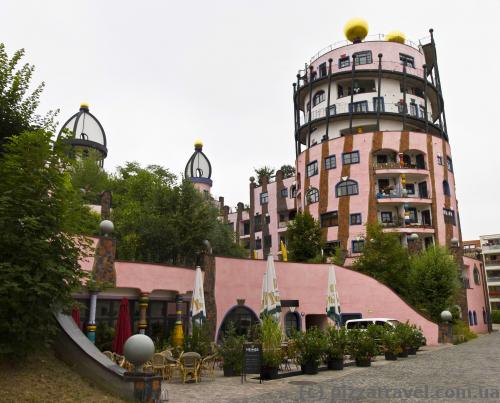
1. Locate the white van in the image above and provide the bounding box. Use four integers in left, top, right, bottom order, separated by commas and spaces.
344, 318, 400, 330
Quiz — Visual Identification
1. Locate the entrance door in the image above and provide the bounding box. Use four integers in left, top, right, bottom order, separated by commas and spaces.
421, 210, 431, 226
418, 181, 428, 198
415, 154, 426, 169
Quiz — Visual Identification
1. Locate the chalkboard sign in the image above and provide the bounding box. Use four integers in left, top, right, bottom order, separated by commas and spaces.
241, 342, 262, 383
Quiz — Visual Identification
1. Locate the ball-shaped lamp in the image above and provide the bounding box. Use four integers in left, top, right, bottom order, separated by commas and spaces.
123, 334, 155, 373
451, 237, 459, 247
386, 31, 406, 44
344, 18, 369, 43
440, 310, 452, 323
100, 220, 114, 235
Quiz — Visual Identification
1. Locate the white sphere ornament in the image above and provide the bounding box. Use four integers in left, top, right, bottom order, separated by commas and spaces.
100, 220, 114, 235
440, 310, 452, 323
123, 334, 155, 372
450, 237, 459, 247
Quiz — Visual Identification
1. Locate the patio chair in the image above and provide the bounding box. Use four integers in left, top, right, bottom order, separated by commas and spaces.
160, 350, 180, 381
102, 351, 115, 361
200, 354, 217, 381
179, 352, 201, 383
152, 353, 167, 379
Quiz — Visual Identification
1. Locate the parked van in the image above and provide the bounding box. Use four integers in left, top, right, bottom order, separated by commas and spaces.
344, 318, 400, 330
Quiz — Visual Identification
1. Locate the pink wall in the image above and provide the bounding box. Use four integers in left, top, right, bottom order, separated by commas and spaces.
214, 257, 438, 344
463, 256, 489, 334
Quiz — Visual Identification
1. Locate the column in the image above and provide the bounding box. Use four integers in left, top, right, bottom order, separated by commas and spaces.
86, 291, 98, 343
138, 292, 149, 335
171, 294, 185, 348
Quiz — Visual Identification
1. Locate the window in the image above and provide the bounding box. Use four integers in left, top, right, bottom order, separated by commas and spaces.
349, 101, 368, 113
419, 105, 426, 119
255, 238, 262, 250
413, 87, 424, 97
243, 220, 250, 235
336, 180, 359, 197
376, 154, 388, 164
473, 311, 478, 326
473, 266, 481, 285
327, 104, 336, 116
446, 156, 454, 172
324, 155, 336, 170
318, 62, 327, 78
306, 161, 318, 177
407, 207, 418, 223
443, 180, 451, 196
354, 51, 372, 65
443, 208, 456, 225
290, 185, 297, 198
320, 211, 338, 228
280, 188, 288, 198
338, 56, 350, 69
342, 151, 360, 165
352, 240, 365, 253
409, 101, 418, 117
285, 312, 300, 337
350, 213, 362, 225
373, 97, 385, 112
399, 53, 415, 68
265, 215, 270, 224
306, 188, 319, 204
381, 211, 393, 223
313, 91, 325, 106
254, 214, 262, 232
260, 192, 269, 205
324, 240, 341, 256
437, 155, 443, 165
337, 84, 345, 98
405, 183, 415, 195
264, 235, 272, 248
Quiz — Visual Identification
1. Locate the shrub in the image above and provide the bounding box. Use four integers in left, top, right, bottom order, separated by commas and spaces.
452, 320, 478, 344
491, 310, 500, 324
380, 327, 403, 355
346, 329, 378, 361
394, 323, 414, 350
218, 323, 245, 374
325, 327, 348, 360
260, 316, 282, 369
184, 322, 212, 357
95, 322, 115, 352
292, 327, 327, 366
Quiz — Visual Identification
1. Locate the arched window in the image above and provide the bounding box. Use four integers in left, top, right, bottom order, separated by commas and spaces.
306, 188, 319, 204
443, 180, 451, 196
312, 91, 325, 107
473, 311, 478, 326
285, 312, 300, 337
217, 306, 259, 342
336, 180, 359, 197
468, 310, 473, 326
402, 154, 412, 167
483, 308, 487, 324
473, 266, 481, 285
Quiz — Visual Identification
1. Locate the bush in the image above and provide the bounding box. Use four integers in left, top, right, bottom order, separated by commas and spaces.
380, 326, 403, 356
452, 320, 478, 344
218, 323, 245, 374
184, 322, 212, 357
394, 323, 414, 350
325, 327, 348, 360
95, 322, 115, 352
291, 327, 326, 366
260, 316, 282, 369
491, 310, 500, 324
346, 329, 378, 361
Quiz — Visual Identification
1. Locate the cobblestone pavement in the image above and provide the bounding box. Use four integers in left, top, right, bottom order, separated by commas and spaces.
162, 331, 500, 403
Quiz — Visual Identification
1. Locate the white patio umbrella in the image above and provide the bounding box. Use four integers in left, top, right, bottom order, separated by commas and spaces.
260, 254, 281, 318
190, 266, 206, 324
326, 265, 341, 326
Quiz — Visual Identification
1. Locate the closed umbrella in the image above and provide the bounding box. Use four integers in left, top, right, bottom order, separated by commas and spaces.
326, 265, 341, 326
112, 298, 132, 355
260, 254, 281, 318
71, 306, 81, 330
190, 266, 206, 324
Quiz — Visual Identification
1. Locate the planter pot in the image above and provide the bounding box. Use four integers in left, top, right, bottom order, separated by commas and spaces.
384, 352, 398, 361
223, 366, 239, 377
407, 347, 417, 355
327, 358, 344, 370
302, 362, 319, 375
397, 350, 408, 358
355, 358, 371, 367
260, 366, 279, 380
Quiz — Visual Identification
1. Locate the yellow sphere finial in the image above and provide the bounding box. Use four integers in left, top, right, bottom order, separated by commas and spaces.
344, 18, 369, 43
80, 102, 89, 110
194, 139, 203, 150
386, 31, 406, 44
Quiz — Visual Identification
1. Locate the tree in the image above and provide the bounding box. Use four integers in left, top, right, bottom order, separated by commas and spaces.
0, 131, 89, 359
254, 166, 275, 185
70, 150, 111, 205
286, 212, 323, 262
353, 224, 410, 297
279, 164, 295, 179
408, 246, 460, 322
0, 44, 57, 151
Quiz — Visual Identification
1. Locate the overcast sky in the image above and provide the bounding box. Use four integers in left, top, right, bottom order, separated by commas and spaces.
2, 0, 499, 240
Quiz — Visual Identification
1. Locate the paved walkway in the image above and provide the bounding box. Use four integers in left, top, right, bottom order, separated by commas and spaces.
162, 331, 500, 402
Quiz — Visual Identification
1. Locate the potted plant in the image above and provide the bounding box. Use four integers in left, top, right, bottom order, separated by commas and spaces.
407, 324, 424, 355
394, 323, 412, 357
260, 315, 282, 380
380, 326, 402, 360
347, 329, 378, 367
292, 327, 326, 375
218, 323, 245, 376
325, 327, 347, 370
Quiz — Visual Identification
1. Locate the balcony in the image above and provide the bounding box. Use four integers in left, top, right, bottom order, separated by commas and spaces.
372, 162, 428, 177
482, 244, 500, 252
487, 276, 500, 284
485, 261, 500, 268
489, 290, 500, 297
376, 190, 432, 205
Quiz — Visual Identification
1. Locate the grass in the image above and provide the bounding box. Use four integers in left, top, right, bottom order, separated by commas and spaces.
0, 348, 124, 402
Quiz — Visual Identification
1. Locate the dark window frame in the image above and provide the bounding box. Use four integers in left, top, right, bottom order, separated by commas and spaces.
280, 188, 288, 198
336, 180, 359, 197
342, 151, 360, 165
399, 53, 415, 68
338, 56, 350, 69
443, 180, 451, 196
350, 213, 362, 225
353, 51, 373, 65
306, 188, 319, 204
313, 91, 325, 107
260, 192, 269, 205
352, 239, 365, 253
324, 155, 336, 170
320, 211, 338, 228
381, 211, 393, 223
349, 100, 369, 113
443, 208, 456, 225
373, 96, 385, 112
306, 160, 318, 177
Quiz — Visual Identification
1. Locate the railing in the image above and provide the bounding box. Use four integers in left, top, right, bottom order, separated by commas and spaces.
489, 290, 500, 297
376, 189, 430, 200
482, 244, 500, 252
278, 221, 288, 229
303, 101, 434, 126
308, 35, 423, 64
381, 219, 433, 229
463, 250, 481, 259
485, 261, 500, 267
373, 161, 427, 170
487, 276, 500, 283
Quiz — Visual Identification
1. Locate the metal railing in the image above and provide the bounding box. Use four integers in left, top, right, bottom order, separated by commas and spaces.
482, 244, 500, 252
373, 161, 427, 170
487, 276, 500, 283
485, 261, 500, 267
376, 188, 431, 200
381, 217, 433, 229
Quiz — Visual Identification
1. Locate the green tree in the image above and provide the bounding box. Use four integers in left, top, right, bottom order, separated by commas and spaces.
70, 150, 110, 205
0, 44, 58, 151
286, 212, 323, 262
254, 166, 275, 185
279, 164, 295, 179
353, 224, 410, 296
0, 131, 89, 359
408, 246, 460, 322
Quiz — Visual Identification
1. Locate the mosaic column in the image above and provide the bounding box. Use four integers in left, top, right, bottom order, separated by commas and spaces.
171, 294, 185, 348
138, 292, 149, 335
86, 291, 98, 343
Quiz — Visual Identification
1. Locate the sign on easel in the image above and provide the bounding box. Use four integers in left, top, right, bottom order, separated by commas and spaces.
241, 342, 262, 383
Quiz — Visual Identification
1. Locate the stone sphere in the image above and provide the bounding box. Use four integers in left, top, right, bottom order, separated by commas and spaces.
440, 310, 452, 322
123, 334, 155, 367
450, 238, 459, 247
99, 220, 114, 235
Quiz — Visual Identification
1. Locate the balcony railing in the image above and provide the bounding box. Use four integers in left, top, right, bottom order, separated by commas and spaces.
376, 189, 430, 200
381, 218, 433, 229
487, 276, 500, 283
304, 101, 434, 126
489, 290, 500, 297
373, 161, 427, 170
482, 244, 500, 252
485, 261, 500, 267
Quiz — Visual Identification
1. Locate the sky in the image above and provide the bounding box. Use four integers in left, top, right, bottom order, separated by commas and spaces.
1, 0, 499, 240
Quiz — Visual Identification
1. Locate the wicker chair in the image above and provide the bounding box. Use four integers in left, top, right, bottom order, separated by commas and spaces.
152, 353, 167, 379
179, 352, 201, 383
102, 351, 115, 361
160, 350, 179, 381
200, 354, 217, 381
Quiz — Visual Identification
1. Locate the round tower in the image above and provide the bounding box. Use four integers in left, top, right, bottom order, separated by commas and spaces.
293, 20, 460, 255
58, 103, 107, 167
185, 139, 213, 193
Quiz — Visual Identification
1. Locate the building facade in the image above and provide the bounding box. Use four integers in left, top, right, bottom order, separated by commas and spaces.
479, 235, 500, 310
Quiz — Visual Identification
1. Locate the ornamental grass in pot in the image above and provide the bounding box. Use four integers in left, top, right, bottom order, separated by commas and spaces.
394, 323, 413, 358
219, 323, 245, 376
260, 315, 282, 380
347, 329, 378, 367
293, 327, 326, 375
380, 326, 403, 360
407, 324, 425, 355
325, 327, 347, 370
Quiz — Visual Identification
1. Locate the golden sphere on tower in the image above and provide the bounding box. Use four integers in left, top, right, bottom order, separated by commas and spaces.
194, 139, 203, 149
344, 18, 369, 43
386, 31, 406, 44
80, 102, 89, 109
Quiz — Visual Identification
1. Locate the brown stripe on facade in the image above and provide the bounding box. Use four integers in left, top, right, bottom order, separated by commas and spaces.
261, 178, 270, 258
275, 170, 287, 214
426, 134, 439, 245
338, 135, 354, 250
249, 181, 256, 256
318, 141, 330, 238
441, 140, 453, 248
368, 131, 384, 225
399, 131, 410, 153
303, 148, 311, 214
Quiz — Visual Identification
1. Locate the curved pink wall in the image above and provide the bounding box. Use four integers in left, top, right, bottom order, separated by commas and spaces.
214, 257, 438, 344
463, 256, 489, 334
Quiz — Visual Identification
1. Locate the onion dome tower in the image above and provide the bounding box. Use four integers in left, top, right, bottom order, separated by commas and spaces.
58, 103, 107, 167
185, 139, 212, 193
